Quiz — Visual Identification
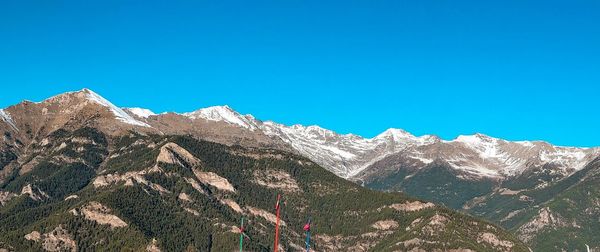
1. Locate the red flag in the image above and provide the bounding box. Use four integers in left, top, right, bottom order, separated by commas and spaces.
275, 194, 281, 210
273, 194, 282, 252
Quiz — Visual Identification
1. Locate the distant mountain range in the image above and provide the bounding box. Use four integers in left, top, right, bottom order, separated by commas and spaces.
1, 88, 598, 251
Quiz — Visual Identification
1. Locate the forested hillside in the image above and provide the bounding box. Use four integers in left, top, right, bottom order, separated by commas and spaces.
0, 128, 528, 251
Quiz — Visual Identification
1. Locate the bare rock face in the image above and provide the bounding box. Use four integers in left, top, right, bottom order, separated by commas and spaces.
192, 169, 236, 193
382, 201, 435, 212
146, 238, 160, 252
405, 217, 423, 231
252, 170, 301, 193
178, 192, 192, 202
220, 199, 243, 213
21, 184, 49, 201
93, 170, 169, 194
24, 231, 41, 242
371, 220, 399, 230
0, 191, 16, 206
184, 177, 209, 195
71, 201, 128, 228
43, 226, 77, 252
157, 142, 200, 167
246, 206, 286, 226
64, 195, 78, 201
24, 225, 77, 252
184, 208, 200, 216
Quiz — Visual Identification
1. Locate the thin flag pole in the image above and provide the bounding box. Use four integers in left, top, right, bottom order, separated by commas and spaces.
239, 217, 245, 252
273, 194, 282, 252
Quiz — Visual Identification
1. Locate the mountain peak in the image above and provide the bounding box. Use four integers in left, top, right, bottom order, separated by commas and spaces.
79, 89, 150, 127
41, 89, 150, 127
184, 105, 257, 130
376, 128, 415, 140
79, 88, 93, 94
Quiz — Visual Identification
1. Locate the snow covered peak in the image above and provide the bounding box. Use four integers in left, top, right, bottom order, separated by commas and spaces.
0, 109, 18, 131
376, 128, 414, 140
184, 105, 257, 130
376, 128, 426, 143
375, 128, 439, 146
443, 133, 599, 177
126, 107, 156, 118
79, 89, 151, 127
287, 125, 338, 139
455, 133, 496, 143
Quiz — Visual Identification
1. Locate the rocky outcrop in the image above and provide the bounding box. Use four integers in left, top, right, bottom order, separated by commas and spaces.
246, 206, 286, 226
382, 201, 435, 212
24, 231, 41, 242
184, 177, 208, 195
0, 191, 16, 206
21, 184, 49, 201
71, 202, 128, 228
371, 220, 399, 230
193, 170, 235, 192
146, 238, 160, 252
184, 208, 200, 216
178, 192, 192, 202
157, 142, 200, 167
25, 225, 77, 252
252, 170, 301, 193
405, 217, 423, 231
93, 170, 169, 194
64, 195, 78, 201
220, 199, 243, 213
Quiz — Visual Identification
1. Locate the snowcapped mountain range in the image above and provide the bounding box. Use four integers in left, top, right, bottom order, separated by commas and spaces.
125, 96, 597, 180
1, 89, 598, 181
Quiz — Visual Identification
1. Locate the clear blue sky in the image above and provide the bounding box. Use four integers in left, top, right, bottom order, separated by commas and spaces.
1, 1, 599, 147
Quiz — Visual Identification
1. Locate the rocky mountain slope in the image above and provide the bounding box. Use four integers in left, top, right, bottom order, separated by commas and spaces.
0, 125, 527, 251
465, 156, 600, 251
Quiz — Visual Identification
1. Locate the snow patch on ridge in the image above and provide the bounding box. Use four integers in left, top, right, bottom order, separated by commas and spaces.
319, 145, 357, 159
81, 89, 150, 127
455, 134, 504, 159
258, 121, 440, 178
539, 147, 591, 171
0, 109, 18, 131
184, 105, 257, 130
126, 107, 156, 118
